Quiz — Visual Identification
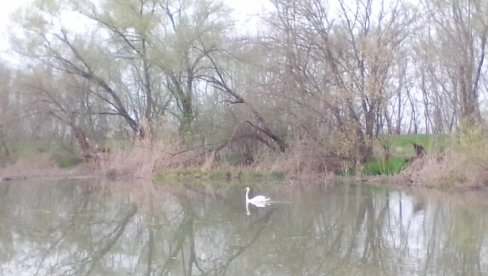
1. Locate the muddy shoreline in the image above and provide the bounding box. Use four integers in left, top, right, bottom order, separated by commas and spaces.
0, 163, 96, 182
1, 162, 485, 192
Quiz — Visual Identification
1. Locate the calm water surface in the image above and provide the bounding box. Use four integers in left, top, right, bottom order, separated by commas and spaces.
1, 179, 488, 275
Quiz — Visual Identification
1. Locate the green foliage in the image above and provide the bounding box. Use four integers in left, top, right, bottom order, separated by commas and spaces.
334, 168, 356, 176
389, 134, 449, 155
270, 171, 285, 181
56, 154, 83, 168
154, 173, 165, 183
50, 142, 83, 168
335, 156, 408, 176
335, 134, 449, 176
454, 123, 488, 170
362, 157, 409, 176
2, 140, 57, 161
457, 123, 485, 150
1, 140, 84, 168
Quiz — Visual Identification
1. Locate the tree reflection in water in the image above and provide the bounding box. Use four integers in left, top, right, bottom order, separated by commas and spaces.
0, 179, 488, 275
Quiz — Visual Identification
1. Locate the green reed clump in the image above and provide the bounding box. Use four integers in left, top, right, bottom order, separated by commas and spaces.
56, 154, 83, 168
362, 156, 409, 176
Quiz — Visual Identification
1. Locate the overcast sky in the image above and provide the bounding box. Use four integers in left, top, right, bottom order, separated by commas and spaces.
0, 0, 31, 32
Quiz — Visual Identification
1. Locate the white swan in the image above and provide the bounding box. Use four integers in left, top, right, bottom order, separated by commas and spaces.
245, 187, 270, 206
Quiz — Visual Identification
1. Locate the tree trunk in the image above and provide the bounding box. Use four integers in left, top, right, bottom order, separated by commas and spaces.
71, 124, 92, 160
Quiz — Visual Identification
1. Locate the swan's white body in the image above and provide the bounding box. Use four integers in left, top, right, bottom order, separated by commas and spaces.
245, 187, 270, 206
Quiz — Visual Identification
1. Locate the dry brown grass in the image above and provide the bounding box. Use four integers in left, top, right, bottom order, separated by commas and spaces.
0, 153, 92, 179
97, 146, 164, 178
255, 137, 343, 175
405, 147, 488, 188
96, 138, 216, 178
95, 133, 347, 179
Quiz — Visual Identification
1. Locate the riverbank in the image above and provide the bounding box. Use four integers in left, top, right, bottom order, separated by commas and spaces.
0, 160, 432, 189
1, 147, 487, 192
0, 162, 95, 182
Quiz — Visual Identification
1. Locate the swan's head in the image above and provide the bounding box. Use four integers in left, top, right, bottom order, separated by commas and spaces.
244, 187, 251, 192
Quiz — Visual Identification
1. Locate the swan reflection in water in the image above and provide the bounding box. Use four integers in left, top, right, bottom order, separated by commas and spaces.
244, 187, 271, 215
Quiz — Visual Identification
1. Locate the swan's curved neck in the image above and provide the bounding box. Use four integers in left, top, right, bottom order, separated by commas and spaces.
245, 188, 250, 203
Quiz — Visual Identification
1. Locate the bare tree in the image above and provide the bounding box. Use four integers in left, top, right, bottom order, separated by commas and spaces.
12, 0, 233, 142
420, 0, 488, 127
13, 4, 142, 136
267, 0, 414, 161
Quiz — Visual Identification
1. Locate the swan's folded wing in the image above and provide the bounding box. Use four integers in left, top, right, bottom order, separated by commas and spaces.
252, 195, 270, 202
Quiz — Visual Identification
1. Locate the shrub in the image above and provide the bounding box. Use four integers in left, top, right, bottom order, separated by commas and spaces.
405, 124, 488, 188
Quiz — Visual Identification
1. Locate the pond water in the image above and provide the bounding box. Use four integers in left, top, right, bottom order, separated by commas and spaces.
1, 178, 488, 275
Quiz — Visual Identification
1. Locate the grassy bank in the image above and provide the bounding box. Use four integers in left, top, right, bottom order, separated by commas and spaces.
336, 134, 449, 176
2, 132, 488, 189
405, 127, 488, 188
0, 140, 83, 168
